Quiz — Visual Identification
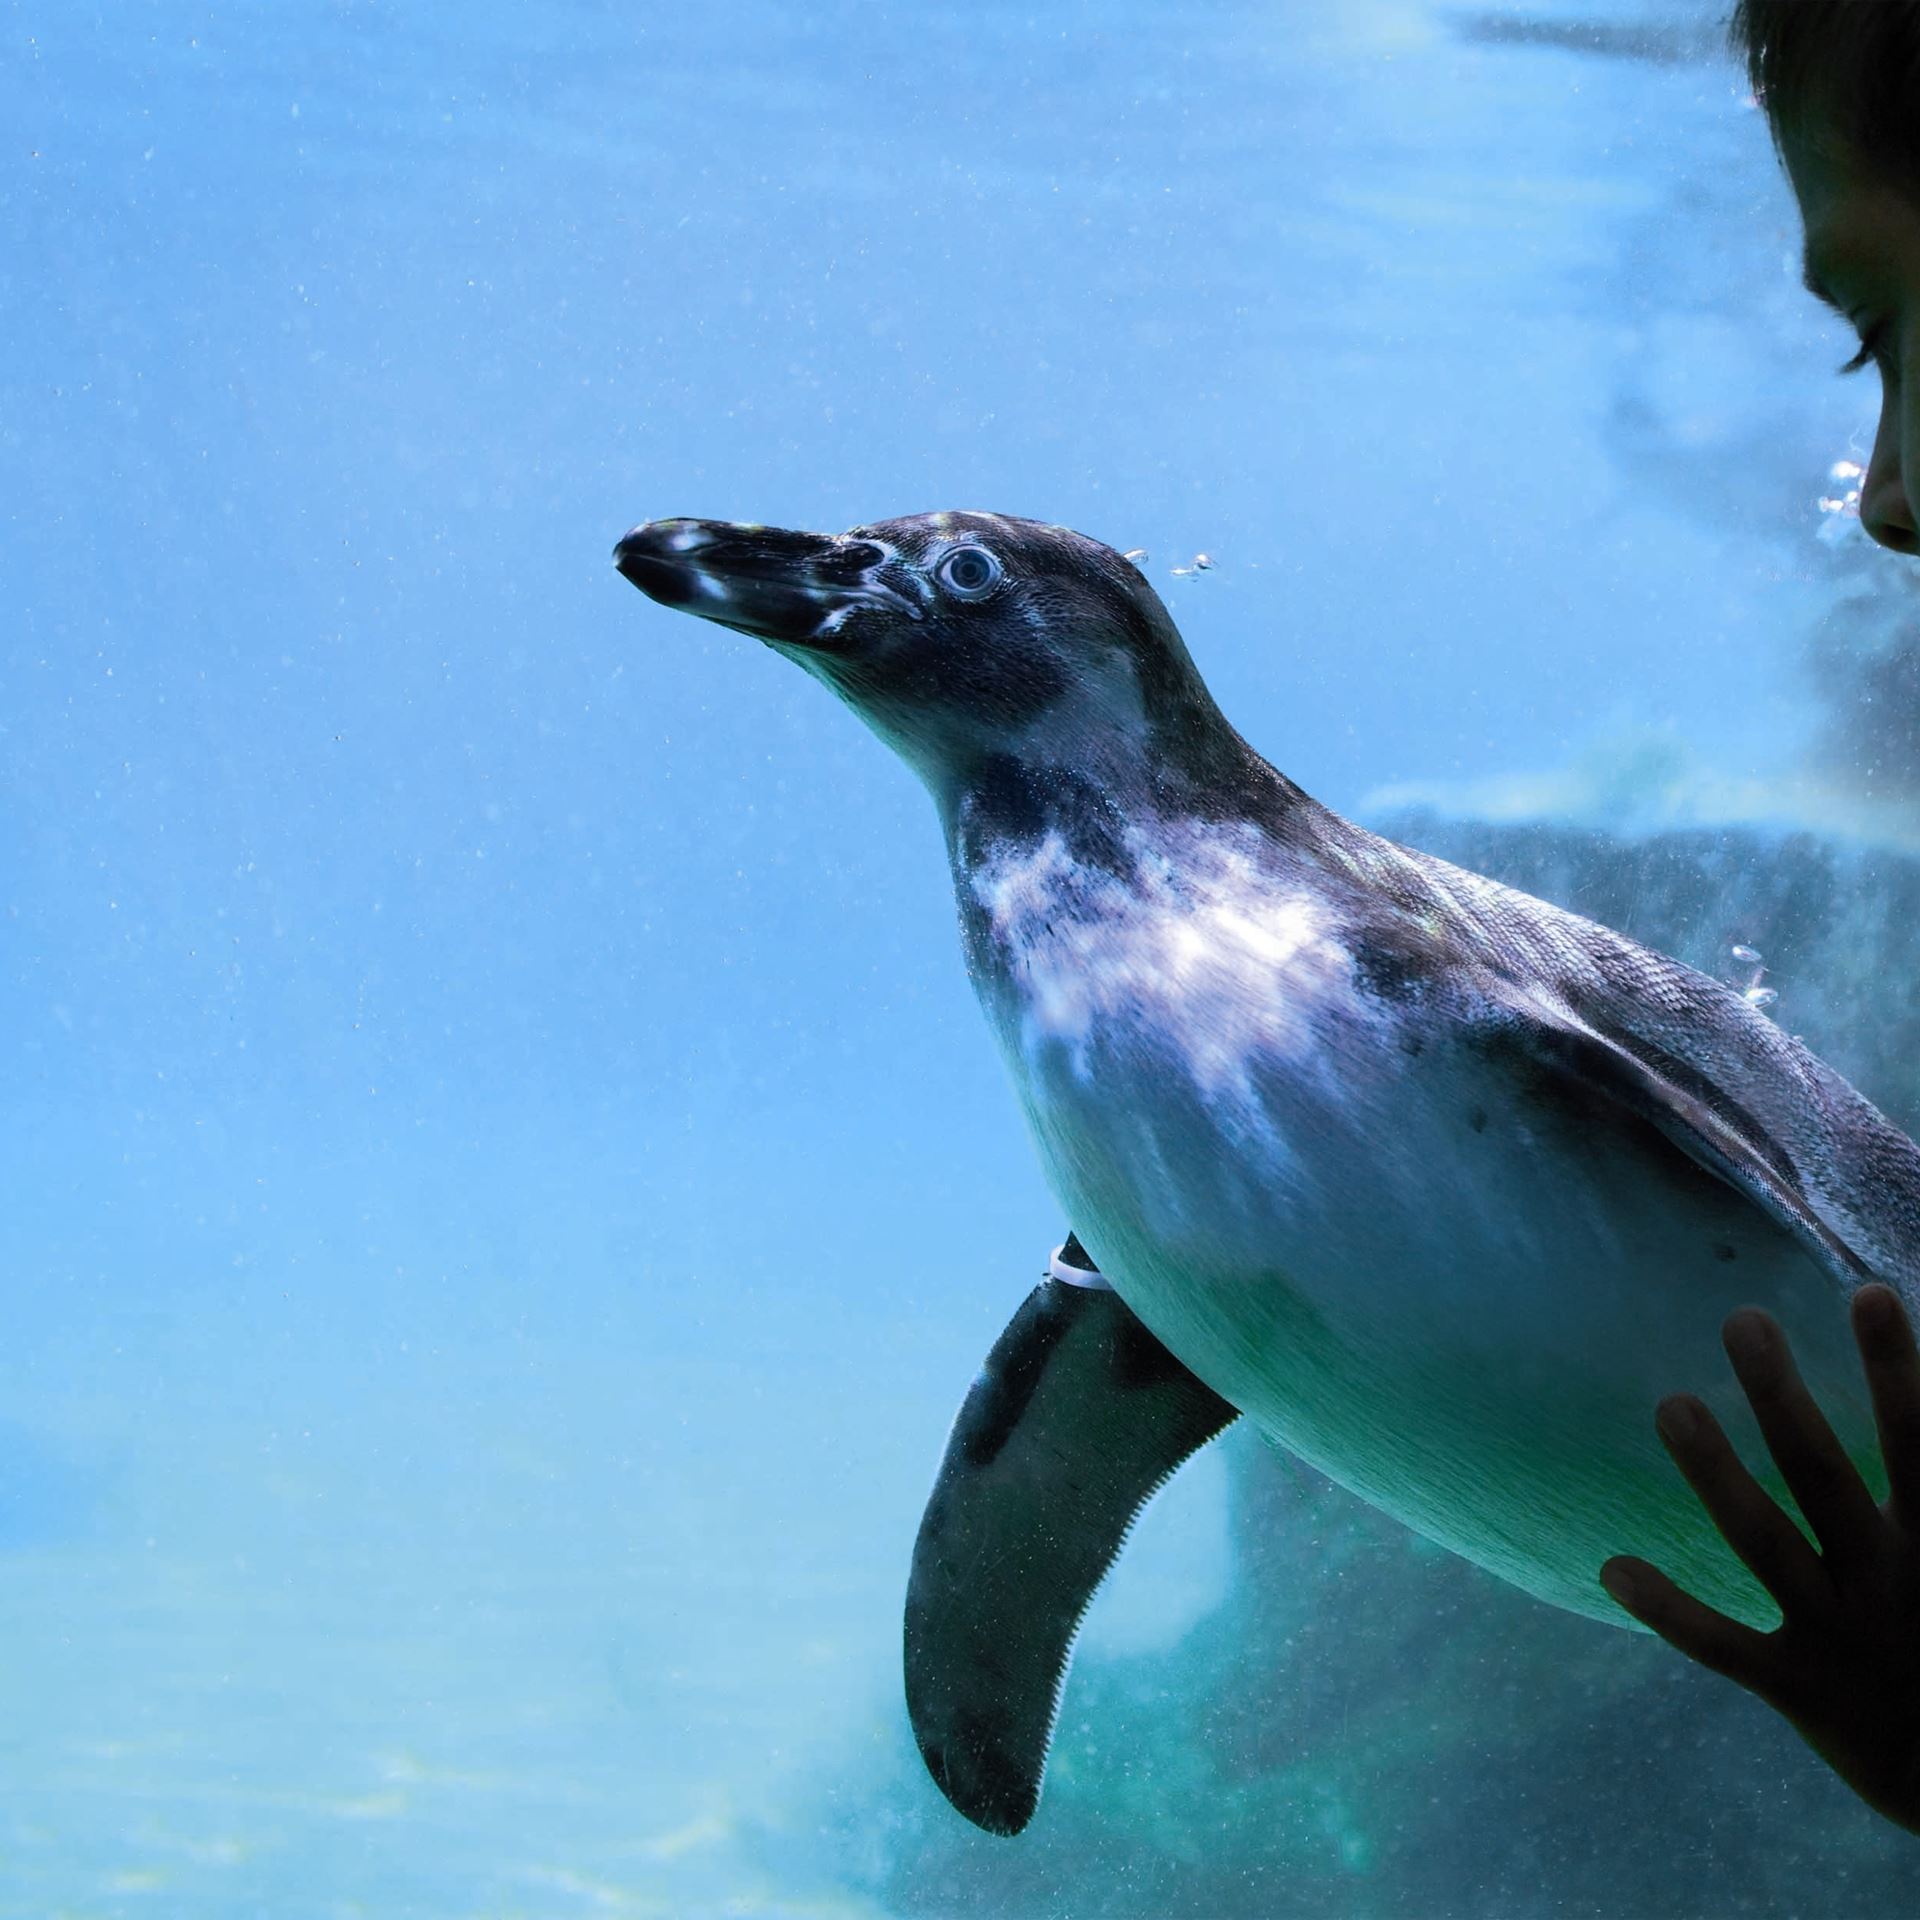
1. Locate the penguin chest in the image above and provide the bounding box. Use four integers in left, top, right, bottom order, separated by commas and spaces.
966, 852, 1863, 1628
971, 855, 1450, 1277
974, 859, 1515, 1343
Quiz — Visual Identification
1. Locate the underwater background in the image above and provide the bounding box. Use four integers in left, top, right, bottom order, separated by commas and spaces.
7, 0, 1920, 1912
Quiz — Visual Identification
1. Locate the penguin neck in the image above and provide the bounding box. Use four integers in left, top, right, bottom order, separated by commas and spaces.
936, 721, 1338, 1059
938, 718, 1316, 887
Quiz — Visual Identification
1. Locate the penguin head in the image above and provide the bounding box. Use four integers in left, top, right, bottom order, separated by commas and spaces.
614, 510, 1228, 799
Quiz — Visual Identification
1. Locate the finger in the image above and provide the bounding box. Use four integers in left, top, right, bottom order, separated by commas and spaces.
1598, 1556, 1779, 1694
1722, 1307, 1883, 1565
1853, 1283, 1920, 1530
1652, 1392, 1827, 1608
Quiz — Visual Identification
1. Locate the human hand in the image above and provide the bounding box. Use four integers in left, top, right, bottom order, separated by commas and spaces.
1599, 1283, 1920, 1836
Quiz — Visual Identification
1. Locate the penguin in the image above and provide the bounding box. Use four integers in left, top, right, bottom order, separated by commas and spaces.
612, 509, 1920, 1836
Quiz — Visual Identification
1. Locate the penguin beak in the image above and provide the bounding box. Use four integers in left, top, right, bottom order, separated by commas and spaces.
612, 518, 919, 647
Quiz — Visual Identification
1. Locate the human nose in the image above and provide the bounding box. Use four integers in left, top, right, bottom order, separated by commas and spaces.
1860, 399, 1917, 554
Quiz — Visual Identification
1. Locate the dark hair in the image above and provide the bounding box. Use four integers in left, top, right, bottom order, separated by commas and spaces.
1729, 1, 1920, 183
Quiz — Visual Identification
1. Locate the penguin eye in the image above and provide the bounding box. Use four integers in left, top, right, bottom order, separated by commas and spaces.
935, 545, 1002, 599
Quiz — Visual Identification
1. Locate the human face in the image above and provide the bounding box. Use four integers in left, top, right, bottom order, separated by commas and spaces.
1783, 129, 1920, 555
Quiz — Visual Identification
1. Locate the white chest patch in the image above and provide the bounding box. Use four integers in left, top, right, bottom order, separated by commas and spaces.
968, 823, 1359, 1099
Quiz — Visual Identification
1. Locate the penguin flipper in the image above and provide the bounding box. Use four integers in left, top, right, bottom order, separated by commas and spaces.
1509, 1008, 1874, 1286
904, 1258, 1238, 1836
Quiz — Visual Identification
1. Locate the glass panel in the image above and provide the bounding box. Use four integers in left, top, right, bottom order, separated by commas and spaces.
6, 0, 1915, 1910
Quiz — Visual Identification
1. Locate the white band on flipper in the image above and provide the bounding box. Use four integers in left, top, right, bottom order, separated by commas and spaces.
1048, 1243, 1113, 1290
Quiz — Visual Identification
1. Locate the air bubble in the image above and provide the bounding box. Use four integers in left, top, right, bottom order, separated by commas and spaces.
1728, 942, 1778, 1012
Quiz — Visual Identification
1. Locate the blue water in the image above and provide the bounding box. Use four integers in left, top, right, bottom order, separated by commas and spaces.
3, 1, 1907, 1913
